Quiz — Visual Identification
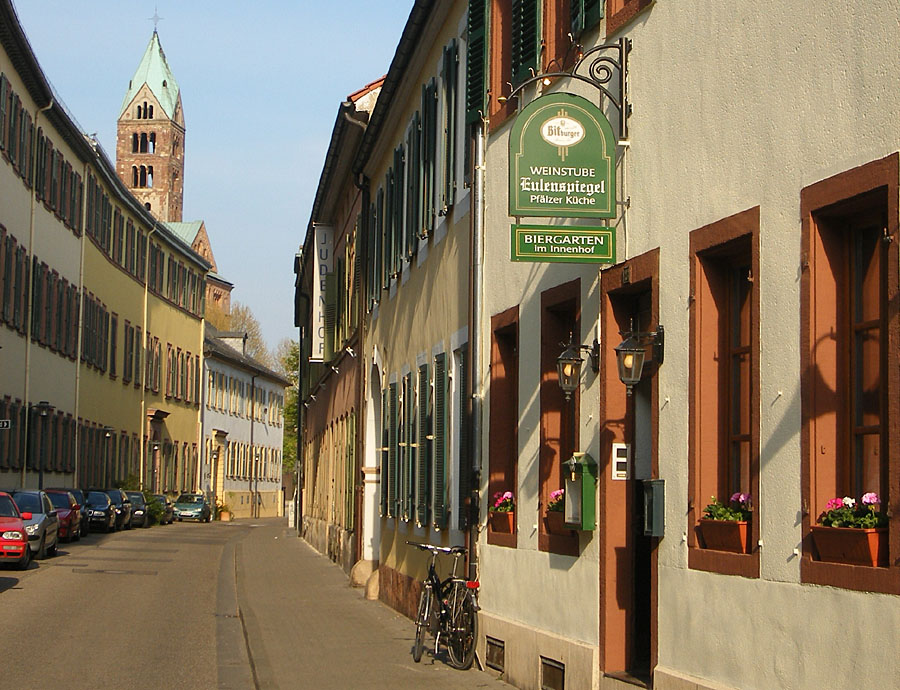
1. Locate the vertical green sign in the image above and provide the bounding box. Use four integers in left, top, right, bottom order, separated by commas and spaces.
509, 93, 616, 218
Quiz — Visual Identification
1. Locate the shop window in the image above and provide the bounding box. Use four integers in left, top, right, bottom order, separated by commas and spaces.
801, 154, 899, 594
489, 306, 519, 547
688, 207, 760, 577
540, 280, 579, 555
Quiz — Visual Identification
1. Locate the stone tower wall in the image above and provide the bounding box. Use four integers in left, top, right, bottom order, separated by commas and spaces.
116, 88, 185, 222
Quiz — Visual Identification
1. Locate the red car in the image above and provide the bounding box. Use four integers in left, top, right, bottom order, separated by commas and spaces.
45, 490, 82, 542
0, 491, 32, 570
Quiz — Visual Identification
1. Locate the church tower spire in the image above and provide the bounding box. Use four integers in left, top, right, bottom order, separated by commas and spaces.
116, 30, 185, 222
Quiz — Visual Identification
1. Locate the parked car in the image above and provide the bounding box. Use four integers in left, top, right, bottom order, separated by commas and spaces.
0, 491, 31, 570
45, 490, 82, 542
152, 494, 174, 525
102, 489, 132, 530
48, 487, 89, 538
125, 492, 151, 528
85, 491, 116, 533
10, 490, 59, 560
173, 493, 211, 522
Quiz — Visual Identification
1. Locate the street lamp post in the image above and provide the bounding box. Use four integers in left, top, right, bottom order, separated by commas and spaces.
103, 427, 113, 488
33, 401, 52, 489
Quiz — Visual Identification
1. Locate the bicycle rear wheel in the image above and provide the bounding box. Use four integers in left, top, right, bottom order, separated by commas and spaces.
413, 584, 433, 663
446, 582, 478, 670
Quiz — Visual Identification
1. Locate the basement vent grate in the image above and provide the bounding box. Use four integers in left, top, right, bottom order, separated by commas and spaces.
541, 656, 565, 690
485, 636, 505, 672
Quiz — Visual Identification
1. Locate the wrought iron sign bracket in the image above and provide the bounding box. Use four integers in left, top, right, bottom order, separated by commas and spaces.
504, 37, 631, 141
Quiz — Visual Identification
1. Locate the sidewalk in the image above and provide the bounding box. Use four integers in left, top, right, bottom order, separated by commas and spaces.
218, 518, 512, 689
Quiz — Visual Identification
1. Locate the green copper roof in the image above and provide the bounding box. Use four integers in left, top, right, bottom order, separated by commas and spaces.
120, 31, 180, 119
165, 220, 202, 246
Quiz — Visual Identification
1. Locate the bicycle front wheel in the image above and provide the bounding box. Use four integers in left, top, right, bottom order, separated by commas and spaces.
446, 582, 478, 670
413, 584, 433, 663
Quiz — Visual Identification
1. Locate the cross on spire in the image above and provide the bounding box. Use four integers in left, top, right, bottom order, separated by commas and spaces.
149, 7, 163, 32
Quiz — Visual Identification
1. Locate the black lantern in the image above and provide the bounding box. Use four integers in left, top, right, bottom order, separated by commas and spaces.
614, 325, 664, 395
556, 334, 583, 401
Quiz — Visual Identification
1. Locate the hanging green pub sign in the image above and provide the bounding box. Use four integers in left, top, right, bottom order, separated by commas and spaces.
509, 93, 616, 218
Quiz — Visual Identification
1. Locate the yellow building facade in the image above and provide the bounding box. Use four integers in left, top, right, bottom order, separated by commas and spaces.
0, 4, 207, 495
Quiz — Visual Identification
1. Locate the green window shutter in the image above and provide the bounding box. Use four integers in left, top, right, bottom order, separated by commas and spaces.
380, 387, 389, 516
369, 201, 379, 306
465, 0, 487, 126
0, 73, 7, 151
511, 0, 539, 87
398, 376, 407, 519
392, 148, 403, 265
416, 363, 432, 527
456, 346, 470, 530
385, 168, 395, 279
571, 0, 603, 38
432, 352, 449, 529
323, 272, 336, 362
378, 188, 389, 290
406, 373, 416, 520
441, 40, 458, 215
389, 382, 399, 517
406, 117, 421, 254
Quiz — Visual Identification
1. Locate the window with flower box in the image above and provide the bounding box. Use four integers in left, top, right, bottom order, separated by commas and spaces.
688, 207, 760, 577
801, 153, 900, 594
489, 306, 519, 547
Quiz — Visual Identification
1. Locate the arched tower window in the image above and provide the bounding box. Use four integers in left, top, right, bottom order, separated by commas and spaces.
139, 165, 147, 187
148, 104, 154, 119
132, 133, 138, 152
149, 133, 156, 154
145, 203, 151, 211
147, 166, 154, 188
140, 132, 148, 153
132, 166, 138, 187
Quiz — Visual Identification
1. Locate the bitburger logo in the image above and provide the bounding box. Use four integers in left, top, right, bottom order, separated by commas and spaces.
540, 109, 585, 161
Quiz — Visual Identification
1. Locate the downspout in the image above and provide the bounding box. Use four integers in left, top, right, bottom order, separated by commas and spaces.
196, 293, 205, 494
250, 373, 257, 518
20, 99, 54, 488
74, 154, 88, 489
468, 119, 486, 581
139, 223, 158, 490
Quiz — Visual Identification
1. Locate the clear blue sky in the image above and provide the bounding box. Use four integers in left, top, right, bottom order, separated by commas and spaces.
11, 0, 413, 350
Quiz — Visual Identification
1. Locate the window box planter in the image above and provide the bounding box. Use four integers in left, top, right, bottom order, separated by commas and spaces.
218, 510, 232, 522
697, 519, 750, 554
544, 510, 572, 536
810, 525, 888, 567
489, 511, 515, 534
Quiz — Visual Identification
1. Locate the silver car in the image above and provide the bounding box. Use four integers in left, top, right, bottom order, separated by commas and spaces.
10, 490, 59, 560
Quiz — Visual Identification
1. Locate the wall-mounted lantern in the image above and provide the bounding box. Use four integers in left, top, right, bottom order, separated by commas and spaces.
614, 324, 664, 395
556, 332, 600, 400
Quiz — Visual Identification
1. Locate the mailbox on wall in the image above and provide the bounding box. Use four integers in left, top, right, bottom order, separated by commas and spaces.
562, 452, 598, 531
643, 479, 665, 537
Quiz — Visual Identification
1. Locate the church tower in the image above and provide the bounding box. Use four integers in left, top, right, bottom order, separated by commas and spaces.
116, 30, 185, 222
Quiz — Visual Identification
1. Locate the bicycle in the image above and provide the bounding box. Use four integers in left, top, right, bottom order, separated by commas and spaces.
407, 541, 479, 670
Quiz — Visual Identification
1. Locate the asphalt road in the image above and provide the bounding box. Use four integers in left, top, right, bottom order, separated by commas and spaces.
1, 518, 511, 690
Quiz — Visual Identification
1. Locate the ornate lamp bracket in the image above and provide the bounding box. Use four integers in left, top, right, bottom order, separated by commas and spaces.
504, 37, 632, 141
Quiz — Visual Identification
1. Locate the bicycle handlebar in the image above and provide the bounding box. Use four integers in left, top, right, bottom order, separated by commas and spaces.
406, 541, 467, 556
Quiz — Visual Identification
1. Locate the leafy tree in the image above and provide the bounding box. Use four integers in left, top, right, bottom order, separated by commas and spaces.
278, 339, 299, 474
207, 300, 273, 367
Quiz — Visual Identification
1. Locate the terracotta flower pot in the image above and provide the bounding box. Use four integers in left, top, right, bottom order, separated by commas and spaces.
698, 519, 750, 554
545, 510, 572, 535
810, 525, 888, 567
219, 511, 232, 522
489, 511, 515, 533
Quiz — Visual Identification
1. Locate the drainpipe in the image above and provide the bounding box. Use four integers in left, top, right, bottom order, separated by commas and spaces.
139, 223, 158, 490
468, 119, 486, 581
21, 98, 54, 488
250, 373, 257, 518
